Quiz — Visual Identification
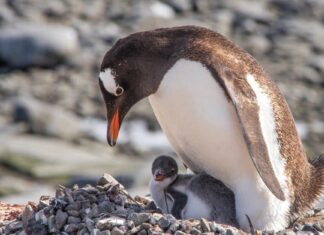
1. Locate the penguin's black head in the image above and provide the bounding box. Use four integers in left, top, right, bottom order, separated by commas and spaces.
99, 29, 185, 146
151, 155, 178, 182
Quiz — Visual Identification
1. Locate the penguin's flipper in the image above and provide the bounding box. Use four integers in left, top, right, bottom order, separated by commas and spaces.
216, 66, 285, 201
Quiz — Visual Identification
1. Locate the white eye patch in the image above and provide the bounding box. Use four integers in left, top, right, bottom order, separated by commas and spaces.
99, 68, 122, 96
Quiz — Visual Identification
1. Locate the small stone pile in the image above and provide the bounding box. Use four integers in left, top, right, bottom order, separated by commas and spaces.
1, 173, 324, 235
1, 174, 242, 235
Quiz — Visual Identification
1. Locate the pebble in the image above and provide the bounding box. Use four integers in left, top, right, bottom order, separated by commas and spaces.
64, 223, 79, 233
68, 216, 82, 224
111, 227, 124, 235
55, 209, 68, 230
129, 213, 151, 226
2, 173, 323, 235
158, 217, 171, 230
200, 218, 211, 232
0, 23, 79, 68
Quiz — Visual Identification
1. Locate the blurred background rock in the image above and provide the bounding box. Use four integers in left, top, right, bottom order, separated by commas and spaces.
0, 0, 323, 204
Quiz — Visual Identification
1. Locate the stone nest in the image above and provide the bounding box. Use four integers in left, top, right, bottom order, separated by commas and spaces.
1, 174, 324, 235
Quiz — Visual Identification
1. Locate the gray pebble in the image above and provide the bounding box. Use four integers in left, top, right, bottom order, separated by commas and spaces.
21, 205, 34, 227
55, 210, 68, 231
190, 227, 201, 234
174, 231, 187, 235
111, 227, 124, 235
98, 201, 114, 213
128, 225, 141, 234
129, 213, 151, 226
200, 218, 211, 232
85, 217, 95, 231
47, 215, 56, 233
158, 217, 171, 230
138, 229, 148, 235
68, 209, 81, 217
98, 231, 111, 235
225, 228, 235, 235
68, 216, 82, 224
64, 223, 79, 233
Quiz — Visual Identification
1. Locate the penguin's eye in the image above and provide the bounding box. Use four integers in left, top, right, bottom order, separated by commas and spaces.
115, 86, 124, 96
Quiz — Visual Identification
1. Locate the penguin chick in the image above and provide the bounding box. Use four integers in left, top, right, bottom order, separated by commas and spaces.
149, 155, 238, 226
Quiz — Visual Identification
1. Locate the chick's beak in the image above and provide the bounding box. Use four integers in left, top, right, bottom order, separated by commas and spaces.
107, 108, 120, 147
154, 170, 166, 181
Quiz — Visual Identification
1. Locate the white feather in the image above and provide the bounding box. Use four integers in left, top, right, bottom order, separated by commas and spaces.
148, 59, 290, 231
182, 191, 210, 220
149, 177, 176, 214
99, 68, 118, 95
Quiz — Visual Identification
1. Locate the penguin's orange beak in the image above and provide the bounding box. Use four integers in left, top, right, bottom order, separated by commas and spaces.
107, 108, 120, 147
154, 175, 166, 181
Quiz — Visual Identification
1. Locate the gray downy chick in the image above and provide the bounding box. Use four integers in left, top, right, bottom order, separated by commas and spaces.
149, 155, 238, 226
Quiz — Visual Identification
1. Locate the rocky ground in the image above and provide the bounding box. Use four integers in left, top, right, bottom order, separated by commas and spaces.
2, 174, 324, 235
0, 0, 323, 209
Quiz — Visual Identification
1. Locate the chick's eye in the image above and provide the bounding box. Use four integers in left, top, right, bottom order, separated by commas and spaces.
115, 86, 124, 96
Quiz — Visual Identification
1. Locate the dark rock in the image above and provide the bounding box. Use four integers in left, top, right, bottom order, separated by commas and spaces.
111, 227, 124, 235
5, 221, 23, 233
64, 223, 79, 233
190, 227, 201, 234
302, 224, 319, 233
68, 216, 82, 224
0, 23, 79, 68
98, 201, 114, 213
138, 229, 148, 235
47, 215, 56, 233
21, 205, 34, 228
97, 173, 124, 189
158, 217, 171, 230
55, 209, 68, 230
129, 213, 151, 226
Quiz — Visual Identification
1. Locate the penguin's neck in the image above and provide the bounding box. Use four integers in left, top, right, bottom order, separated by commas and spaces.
149, 177, 175, 213
148, 59, 291, 231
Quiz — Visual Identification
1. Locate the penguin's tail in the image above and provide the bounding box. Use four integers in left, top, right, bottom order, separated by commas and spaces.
309, 154, 324, 203
291, 154, 324, 218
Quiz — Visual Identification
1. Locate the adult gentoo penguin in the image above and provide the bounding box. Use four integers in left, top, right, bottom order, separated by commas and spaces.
98, 26, 324, 231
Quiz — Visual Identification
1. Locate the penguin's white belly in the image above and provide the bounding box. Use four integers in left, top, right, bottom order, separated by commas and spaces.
181, 191, 211, 220
149, 59, 290, 231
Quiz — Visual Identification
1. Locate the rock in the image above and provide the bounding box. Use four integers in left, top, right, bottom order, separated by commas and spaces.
12, 96, 82, 141
111, 227, 124, 235
157, 217, 171, 230
160, 0, 192, 13
55, 209, 68, 230
21, 205, 34, 227
200, 218, 211, 232
129, 213, 151, 226
34, 209, 47, 224
148, 1, 175, 19
225, 229, 236, 235
245, 35, 272, 54
138, 229, 147, 235
190, 227, 201, 234
97, 173, 124, 189
47, 215, 56, 233
98, 201, 114, 213
174, 231, 187, 235
0, 23, 79, 68
68, 216, 81, 224
5, 221, 23, 233
302, 224, 319, 233
65, 223, 79, 233
96, 217, 125, 230
99, 230, 111, 235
